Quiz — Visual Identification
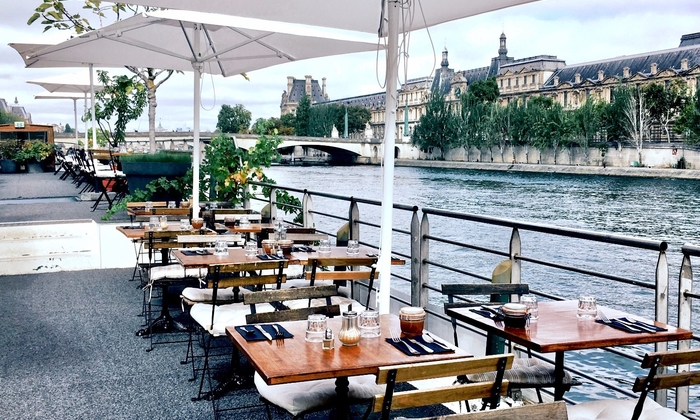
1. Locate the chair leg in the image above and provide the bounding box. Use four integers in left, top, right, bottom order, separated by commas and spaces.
194, 334, 213, 401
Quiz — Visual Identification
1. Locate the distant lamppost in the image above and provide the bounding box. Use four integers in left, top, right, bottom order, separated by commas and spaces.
344, 103, 349, 139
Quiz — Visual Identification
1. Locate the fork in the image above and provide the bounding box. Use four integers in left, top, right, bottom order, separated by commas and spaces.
597, 310, 611, 323
390, 327, 419, 355
272, 324, 284, 345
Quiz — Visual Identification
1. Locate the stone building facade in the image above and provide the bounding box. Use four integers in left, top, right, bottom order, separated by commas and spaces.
0, 97, 32, 123
281, 31, 700, 141
279, 75, 329, 115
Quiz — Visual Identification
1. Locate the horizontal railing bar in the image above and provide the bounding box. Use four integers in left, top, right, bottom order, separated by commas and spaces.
423, 207, 667, 252
517, 255, 657, 289
423, 234, 510, 258
308, 209, 346, 222
684, 291, 700, 300
423, 259, 492, 282
682, 243, 700, 257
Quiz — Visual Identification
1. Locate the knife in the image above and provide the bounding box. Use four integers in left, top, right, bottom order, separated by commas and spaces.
408, 338, 434, 353
254, 324, 273, 340
621, 318, 658, 333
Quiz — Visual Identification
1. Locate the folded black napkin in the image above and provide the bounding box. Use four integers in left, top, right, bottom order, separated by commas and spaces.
120, 225, 141, 229
257, 254, 285, 260
181, 249, 212, 256
235, 324, 293, 341
385, 336, 454, 356
292, 245, 315, 252
596, 318, 667, 334
470, 308, 504, 321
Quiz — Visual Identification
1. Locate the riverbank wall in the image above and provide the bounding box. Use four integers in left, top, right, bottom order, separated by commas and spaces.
395, 159, 700, 180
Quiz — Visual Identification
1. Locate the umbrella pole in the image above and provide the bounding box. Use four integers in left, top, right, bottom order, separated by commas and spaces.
89, 64, 96, 148
83, 94, 88, 147
191, 24, 202, 218
378, 2, 399, 315
73, 98, 79, 144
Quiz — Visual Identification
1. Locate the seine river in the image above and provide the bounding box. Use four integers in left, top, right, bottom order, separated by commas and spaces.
266, 164, 700, 402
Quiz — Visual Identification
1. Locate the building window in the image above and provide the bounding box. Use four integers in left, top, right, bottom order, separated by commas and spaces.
563, 92, 568, 107
531, 75, 535, 84
500, 79, 503, 88
507, 78, 511, 87
515, 77, 519, 86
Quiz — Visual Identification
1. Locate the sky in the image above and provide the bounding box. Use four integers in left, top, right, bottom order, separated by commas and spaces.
0, 0, 698, 133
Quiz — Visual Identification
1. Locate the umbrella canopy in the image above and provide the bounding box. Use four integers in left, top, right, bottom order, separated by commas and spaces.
27, 72, 104, 94
122, 0, 541, 314
10, 9, 380, 218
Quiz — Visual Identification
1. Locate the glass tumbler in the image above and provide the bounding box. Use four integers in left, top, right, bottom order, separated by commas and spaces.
577, 295, 597, 319
167, 201, 176, 209
305, 314, 327, 342
214, 239, 228, 256
148, 215, 159, 230
347, 239, 359, 255
318, 239, 331, 253
359, 310, 381, 338
245, 242, 258, 257
179, 219, 190, 230
521, 295, 539, 321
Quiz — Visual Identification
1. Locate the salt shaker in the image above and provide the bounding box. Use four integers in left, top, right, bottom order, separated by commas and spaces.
338, 311, 361, 346
322, 328, 334, 350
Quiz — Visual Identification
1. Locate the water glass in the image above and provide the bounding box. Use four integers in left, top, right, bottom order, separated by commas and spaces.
214, 239, 228, 256
148, 215, 159, 230
145, 201, 153, 211
577, 295, 597, 319
244, 242, 258, 257
318, 239, 331, 253
179, 218, 190, 230
167, 201, 176, 209
359, 310, 381, 338
305, 314, 327, 342
240, 216, 250, 228
159, 215, 168, 229
346, 239, 360, 255
521, 295, 539, 321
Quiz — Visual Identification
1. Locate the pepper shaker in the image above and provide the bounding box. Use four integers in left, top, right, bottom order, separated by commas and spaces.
322, 328, 334, 350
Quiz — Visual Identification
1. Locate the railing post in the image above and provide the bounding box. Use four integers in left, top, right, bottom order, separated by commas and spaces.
349, 199, 360, 241
676, 252, 693, 415
243, 183, 251, 209
417, 212, 429, 309
509, 228, 521, 285
269, 187, 277, 223
654, 248, 669, 407
411, 208, 424, 308
302, 191, 313, 228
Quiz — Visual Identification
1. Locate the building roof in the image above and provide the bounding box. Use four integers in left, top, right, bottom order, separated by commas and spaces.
542, 44, 700, 88
287, 78, 326, 104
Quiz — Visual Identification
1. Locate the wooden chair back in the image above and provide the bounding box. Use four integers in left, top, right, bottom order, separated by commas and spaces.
441, 283, 529, 349
404, 401, 568, 420
630, 348, 700, 420
143, 229, 198, 264
371, 354, 514, 420
305, 256, 379, 309
177, 234, 244, 248
243, 284, 341, 324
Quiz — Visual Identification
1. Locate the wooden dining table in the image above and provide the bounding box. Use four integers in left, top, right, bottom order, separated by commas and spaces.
446, 300, 693, 400
225, 314, 470, 419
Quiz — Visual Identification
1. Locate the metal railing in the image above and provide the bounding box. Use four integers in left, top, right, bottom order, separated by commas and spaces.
248, 180, 697, 415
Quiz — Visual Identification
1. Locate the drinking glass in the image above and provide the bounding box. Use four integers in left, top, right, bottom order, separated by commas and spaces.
145, 201, 153, 211
521, 295, 539, 321
305, 314, 327, 342
214, 239, 228, 256
245, 242, 258, 257
159, 215, 168, 229
167, 201, 176, 209
148, 215, 159, 230
359, 310, 381, 338
577, 295, 597, 319
240, 216, 250, 228
179, 218, 190, 230
318, 239, 331, 253
347, 239, 359, 255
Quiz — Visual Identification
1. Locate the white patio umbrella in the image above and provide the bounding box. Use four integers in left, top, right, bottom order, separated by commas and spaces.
10, 9, 380, 217
28, 73, 104, 144
124, 0, 541, 313
33, 91, 91, 144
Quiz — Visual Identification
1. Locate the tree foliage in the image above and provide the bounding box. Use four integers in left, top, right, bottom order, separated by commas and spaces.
644, 80, 689, 142
412, 91, 460, 157
90, 70, 147, 148
294, 95, 311, 136
0, 109, 20, 124
468, 77, 500, 103
217, 104, 252, 134
675, 89, 700, 145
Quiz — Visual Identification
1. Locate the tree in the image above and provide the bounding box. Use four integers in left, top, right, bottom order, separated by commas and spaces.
412, 91, 460, 158
337, 105, 371, 134
308, 104, 336, 137
0, 109, 20, 124
468, 77, 500, 103
644, 80, 689, 142
458, 92, 490, 161
279, 113, 296, 135
294, 94, 311, 136
217, 104, 251, 134
29, 1, 175, 153
91, 71, 147, 148
675, 90, 700, 145
613, 85, 649, 165
570, 98, 605, 164
64, 123, 73, 133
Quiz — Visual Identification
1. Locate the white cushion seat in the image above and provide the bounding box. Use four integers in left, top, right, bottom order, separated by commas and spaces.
189, 301, 275, 336
254, 372, 385, 417
149, 264, 206, 282
283, 295, 367, 313
567, 398, 686, 420
181, 286, 251, 305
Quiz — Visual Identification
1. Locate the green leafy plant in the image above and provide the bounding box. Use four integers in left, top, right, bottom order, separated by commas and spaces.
119, 150, 192, 164
103, 170, 193, 220
0, 140, 21, 160
16, 141, 53, 163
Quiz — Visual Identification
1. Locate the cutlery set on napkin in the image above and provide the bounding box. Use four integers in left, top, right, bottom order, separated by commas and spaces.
256, 254, 286, 260
235, 324, 293, 341
181, 249, 212, 256
596, 317, 666, 334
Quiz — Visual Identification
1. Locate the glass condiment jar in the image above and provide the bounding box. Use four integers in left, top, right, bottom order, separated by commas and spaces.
338, 311, 361, 346
398, 307, 426, 338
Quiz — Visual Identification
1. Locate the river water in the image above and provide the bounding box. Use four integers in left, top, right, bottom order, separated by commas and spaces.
265, 164, 700, 402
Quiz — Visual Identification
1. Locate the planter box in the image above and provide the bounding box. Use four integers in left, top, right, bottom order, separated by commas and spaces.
0, 159, 18, 174
120, 161, 191, 198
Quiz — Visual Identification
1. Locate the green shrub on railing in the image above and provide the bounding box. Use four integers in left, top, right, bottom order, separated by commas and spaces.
119, 150, 192, 164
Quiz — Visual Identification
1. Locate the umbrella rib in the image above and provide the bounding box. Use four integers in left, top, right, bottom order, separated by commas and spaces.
201, 25, 226, 77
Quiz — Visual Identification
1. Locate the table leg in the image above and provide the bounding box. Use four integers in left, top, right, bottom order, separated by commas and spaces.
334, 376, 350, 420
554, 351, 565, 400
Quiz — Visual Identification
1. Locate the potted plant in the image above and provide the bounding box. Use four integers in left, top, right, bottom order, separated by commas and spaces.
16, 140, 53, 173
120, 150, 193, 196
0, 140, 21, 173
